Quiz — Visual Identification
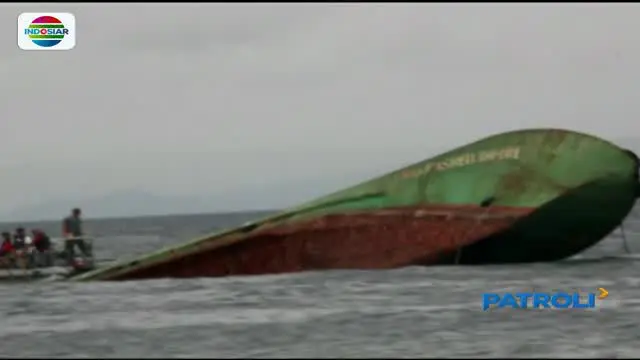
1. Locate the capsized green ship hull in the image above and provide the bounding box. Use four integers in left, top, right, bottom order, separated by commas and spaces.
442, 175, 639, 264
73, 128, 640, 281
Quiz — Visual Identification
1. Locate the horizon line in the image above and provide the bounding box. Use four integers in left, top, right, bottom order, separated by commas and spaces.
0, 208, 280, 225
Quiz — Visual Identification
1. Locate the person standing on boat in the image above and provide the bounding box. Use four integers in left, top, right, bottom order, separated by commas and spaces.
62, 208, 89, 264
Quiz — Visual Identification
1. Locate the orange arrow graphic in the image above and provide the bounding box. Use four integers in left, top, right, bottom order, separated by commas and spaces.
597, 288, 609, 299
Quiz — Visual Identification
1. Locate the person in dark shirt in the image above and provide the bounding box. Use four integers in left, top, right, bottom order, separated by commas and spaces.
63, 208, 83, 238
32, 229, 53, 267
32, 229, 51, 252
62, 208, 89, 264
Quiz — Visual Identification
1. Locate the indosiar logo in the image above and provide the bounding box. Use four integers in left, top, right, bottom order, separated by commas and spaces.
18, 13, 76, 51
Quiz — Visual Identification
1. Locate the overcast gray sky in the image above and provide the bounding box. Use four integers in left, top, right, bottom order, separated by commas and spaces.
1, 3, 639, 216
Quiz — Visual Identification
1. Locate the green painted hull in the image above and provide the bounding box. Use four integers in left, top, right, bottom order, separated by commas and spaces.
73, 128, 640, 281
296, 129, 638, 217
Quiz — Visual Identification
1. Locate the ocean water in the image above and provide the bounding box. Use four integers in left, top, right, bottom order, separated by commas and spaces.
1, 205, 640, 358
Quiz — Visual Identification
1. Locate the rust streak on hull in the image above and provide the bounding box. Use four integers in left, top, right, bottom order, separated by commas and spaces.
111, 205, 534, 281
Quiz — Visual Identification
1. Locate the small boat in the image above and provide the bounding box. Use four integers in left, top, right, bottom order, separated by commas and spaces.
0, 237, 96, 282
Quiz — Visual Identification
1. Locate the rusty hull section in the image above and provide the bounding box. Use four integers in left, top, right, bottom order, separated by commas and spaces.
109, 205, 533, 281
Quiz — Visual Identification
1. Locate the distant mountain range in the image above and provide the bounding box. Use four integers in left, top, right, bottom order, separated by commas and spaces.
1, 166, 392, 222
3, 190, 222, 222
